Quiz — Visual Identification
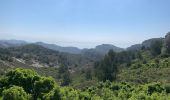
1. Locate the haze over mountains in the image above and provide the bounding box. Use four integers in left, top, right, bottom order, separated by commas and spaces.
0, 36, 165, 55
0, 40, 28, 48
0, 40, 124, 55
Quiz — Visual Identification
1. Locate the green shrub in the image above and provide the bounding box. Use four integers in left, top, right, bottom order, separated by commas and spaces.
2, 86, 30, 100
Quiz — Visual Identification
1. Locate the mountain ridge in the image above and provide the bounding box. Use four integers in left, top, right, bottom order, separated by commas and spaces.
0, 39, 28, 48
0, 37, 166, 55
0, 40, 124, 55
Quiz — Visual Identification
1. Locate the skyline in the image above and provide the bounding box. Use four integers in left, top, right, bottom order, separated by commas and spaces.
0, 33, 167, 49
0, 0, 170, 48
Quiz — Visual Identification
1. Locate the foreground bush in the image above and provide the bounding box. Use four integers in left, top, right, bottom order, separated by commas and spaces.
2, 86, 30, 100
1, 68, 170, 100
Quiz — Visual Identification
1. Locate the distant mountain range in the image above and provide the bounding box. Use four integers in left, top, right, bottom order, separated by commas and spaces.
0, 40, 28, 48
36, 42, 124, 54
35, 42, 82, 54
0, 40, 124, 55
0, 37, 164, 55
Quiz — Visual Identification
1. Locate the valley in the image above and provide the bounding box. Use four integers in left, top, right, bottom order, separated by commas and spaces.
1, 32, 170, 99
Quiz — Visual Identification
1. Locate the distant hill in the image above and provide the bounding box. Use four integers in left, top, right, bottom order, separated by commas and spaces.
35, 42, 82, 54
81, 44, 124, 58
0, 40, 28, 48
127, 44, 142, 51
142, 38, 164, 48
95, 44, 124, 54
7, 44, 67, 67
126, 38, 164, 51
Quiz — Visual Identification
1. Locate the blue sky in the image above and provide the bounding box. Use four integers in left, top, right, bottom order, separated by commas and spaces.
0, 0, 170, 48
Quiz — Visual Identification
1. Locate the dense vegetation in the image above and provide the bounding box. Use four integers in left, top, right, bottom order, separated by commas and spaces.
1, 68, 170, 100
94, 32, 170, 83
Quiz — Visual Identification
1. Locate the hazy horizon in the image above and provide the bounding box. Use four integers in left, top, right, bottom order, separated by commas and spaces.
0, 0, 170, 48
